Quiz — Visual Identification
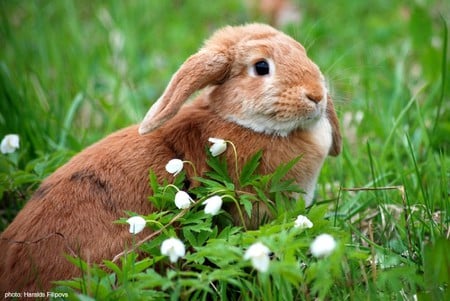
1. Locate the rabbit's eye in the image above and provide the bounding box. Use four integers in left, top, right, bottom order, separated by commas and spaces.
254, 60, 270, 76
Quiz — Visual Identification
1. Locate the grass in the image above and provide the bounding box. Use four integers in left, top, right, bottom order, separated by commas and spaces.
0, 0, 449, 300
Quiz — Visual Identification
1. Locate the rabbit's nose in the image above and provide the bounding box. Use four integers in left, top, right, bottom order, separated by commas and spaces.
305, 91, 323, 103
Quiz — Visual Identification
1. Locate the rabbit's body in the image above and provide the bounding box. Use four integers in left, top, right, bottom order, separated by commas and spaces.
0, 23, 341, 292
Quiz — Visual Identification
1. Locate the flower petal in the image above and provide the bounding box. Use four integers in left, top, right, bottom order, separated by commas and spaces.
251, 254, 270, 273
203, 195, 223, 216
174, 190, 193, 209
294, 215, 313, 229
244, 242, 270, 259
244, 242, 271, 272
208, 137, 227, 157
310, 234, 337, 258
161, 237, 186, 263
126, 216, 146, 234
165, 159, 184, 175
208, 137, 224, 144
1, 134, 20, 154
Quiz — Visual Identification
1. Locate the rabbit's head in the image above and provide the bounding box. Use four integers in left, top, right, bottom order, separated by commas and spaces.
139, 23, 341, 156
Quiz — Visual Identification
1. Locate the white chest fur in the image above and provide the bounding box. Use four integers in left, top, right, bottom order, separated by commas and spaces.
300, 115, 333, 206
309, 115, 333, 154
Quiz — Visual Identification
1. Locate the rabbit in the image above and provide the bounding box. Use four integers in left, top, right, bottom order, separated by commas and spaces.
0, 23, 341, 293
245, 0, 302, 28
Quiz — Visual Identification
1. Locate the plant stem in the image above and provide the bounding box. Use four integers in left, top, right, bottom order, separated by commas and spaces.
110, 209, 187, 263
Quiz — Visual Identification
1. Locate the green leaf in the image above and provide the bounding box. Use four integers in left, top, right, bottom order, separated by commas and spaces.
195, 177, 231, 191
240, 196, 254, 218
183, 227, 198, 246
239, 150, 262, 186
133, 258, 153, 273
270, 156, 302, 194
423, 237, 450, 300
102, 260, 122, 277
73, 294, 97, 301
148, 169, 160, 193
205, 152, 233, 184
12, 170, 39, 186
135, 269, 169, 287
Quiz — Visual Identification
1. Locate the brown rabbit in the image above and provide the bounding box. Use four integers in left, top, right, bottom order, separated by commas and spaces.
0, 23, 341, 293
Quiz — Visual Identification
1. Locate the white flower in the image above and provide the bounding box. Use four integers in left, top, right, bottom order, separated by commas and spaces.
208, 138, 227, 157
126, 216, 146, 234
294, 215, 313, 229
244, 242, 271, 273
310, 234, 337, 258
1, 134, 20, 154
174, 190, 193, 209
165, 159, 184, 176
203, 195, 223, 216
160, 237, 186, 263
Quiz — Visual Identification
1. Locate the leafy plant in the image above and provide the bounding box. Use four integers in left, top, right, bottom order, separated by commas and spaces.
52, 149, 427, 300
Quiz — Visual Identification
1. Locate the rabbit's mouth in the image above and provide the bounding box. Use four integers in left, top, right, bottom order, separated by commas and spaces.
301, 105, 325, 123
271, 100, 326, 130
225, 105, 325, 137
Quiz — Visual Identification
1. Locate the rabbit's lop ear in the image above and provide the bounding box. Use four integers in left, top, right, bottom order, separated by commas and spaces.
326, 95, 342, 156
139, 50, 231, 135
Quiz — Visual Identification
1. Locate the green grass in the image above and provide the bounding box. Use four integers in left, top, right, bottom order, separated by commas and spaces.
1, 0, 449, 300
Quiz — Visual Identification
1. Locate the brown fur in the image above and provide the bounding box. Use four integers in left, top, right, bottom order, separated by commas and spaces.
0, 24, 341, 292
